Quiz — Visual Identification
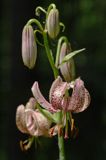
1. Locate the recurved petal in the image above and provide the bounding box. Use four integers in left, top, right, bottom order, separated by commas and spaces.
49, 76, 62, 103
25, 109, 38, 136
31, 82, 56, 113
50, 76, 70, 110
25, 109, 51, 136
68, 78, 88, 112
16, 105, 28, 133
26, 97, 37, 110
74, 89, 91, 113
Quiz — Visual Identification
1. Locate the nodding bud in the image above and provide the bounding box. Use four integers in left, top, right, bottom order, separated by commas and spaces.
22, 25, 37, 69
59, 42, 75, 82
46, 8, 60, 39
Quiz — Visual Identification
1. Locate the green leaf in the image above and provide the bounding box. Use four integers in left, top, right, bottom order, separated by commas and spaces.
58, 48, 85, 68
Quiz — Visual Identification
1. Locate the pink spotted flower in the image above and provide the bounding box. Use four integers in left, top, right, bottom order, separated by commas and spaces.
31, 76, 90, 113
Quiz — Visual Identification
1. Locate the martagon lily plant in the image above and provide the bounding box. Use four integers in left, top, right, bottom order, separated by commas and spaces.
16, 3, 91, 160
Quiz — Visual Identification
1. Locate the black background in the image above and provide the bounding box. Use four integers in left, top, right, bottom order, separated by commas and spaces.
0, 0, 106, 159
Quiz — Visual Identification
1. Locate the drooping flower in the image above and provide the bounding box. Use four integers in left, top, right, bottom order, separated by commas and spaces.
46, 8, 60, 39
59, 42, 75, 82
31, 76, 90, 113
16, 97, 51, 137
22, 25, 37, 69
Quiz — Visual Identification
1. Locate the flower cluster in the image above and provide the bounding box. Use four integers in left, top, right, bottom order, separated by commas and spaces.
16, 3, 91, 158
16, 75, 90, 149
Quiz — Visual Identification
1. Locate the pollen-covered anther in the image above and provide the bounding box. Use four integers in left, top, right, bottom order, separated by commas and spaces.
64, 131, 69, 139
71, 118, 74, 131
58, 124, 63, 136
49, 125, 59, 137
20, 139, 32, 151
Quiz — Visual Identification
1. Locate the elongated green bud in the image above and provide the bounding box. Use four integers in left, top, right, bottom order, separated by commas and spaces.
59, 42, 75, 82
22, 25, 37, 69
46, 8, 60, 39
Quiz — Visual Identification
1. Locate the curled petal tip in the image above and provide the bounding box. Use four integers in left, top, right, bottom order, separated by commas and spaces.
26, 97, 37, 110
81, 89, 91, 112
25, 110, 37, 136
16, 104, 28, 133
31, 81, 56, 113
25, 109, 51, 136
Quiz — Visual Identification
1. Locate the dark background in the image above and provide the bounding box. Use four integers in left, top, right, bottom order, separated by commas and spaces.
0, 0, 106, 159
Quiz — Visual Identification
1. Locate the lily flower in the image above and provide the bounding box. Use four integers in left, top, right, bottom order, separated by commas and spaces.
31, 76, 90, 113
16, 97, 51, 137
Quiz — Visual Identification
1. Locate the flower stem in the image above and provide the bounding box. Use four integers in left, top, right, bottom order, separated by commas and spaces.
58, 135, 66, 160
27, 18, 43, 31
43, 30, 59, 78
43, 30, 65, 160
58, 112, 66, 160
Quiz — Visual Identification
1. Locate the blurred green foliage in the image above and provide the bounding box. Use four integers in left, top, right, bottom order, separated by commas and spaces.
0, 0, 106, 160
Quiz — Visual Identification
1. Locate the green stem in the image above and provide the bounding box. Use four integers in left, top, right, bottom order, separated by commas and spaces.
58, 112, 66, 160
27, 18, 43, 31
47, 3, 56, 14
35, 6, 47, 16
43, 30, 59, 78
58, 135, 66, 160
34, 30, 44, 46
43, 30, 65, 160
46, 4, 56, 23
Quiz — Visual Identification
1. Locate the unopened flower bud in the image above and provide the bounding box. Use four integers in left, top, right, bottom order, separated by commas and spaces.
59, 42, 75, 82
22, 25, 37, 69
46, 8, 60, 39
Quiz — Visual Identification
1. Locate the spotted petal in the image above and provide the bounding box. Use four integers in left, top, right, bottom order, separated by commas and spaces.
49, 76, 62, 103
74, 88, 91, 113
49, 76, 71, 110
68, 78, 90, 113
31, 82, 56, 113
